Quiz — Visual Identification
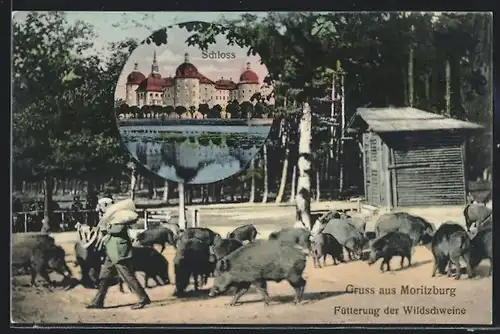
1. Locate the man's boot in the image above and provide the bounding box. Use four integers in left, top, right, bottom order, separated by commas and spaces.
131, 297, 151, 310
86, 279, 109, 309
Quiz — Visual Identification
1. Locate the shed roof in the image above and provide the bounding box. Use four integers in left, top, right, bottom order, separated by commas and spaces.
347, 107, 483, 133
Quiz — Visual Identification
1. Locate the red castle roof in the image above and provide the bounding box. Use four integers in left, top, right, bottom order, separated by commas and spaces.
126, 62, 146, 84
215, 78, 237, 90
239, 62, 259, 84
175, 53, 199, 79
198, 74, 215, 85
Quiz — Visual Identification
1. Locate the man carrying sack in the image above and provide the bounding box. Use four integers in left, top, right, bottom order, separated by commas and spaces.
86, 199, 151, 310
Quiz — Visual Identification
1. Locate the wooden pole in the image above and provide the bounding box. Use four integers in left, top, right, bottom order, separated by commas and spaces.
178, 182, 187, 230
339, 68, 346, 192
330, 71, 336, 159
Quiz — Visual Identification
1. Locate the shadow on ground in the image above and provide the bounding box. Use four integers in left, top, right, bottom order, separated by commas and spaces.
390, 259, 433, 272
231, 290, 346, 306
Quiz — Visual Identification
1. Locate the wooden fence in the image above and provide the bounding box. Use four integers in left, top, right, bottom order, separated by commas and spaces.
12, 207, 200, 233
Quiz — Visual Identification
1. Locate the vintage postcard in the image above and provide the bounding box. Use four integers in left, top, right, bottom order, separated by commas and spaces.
11, 11, 492, 325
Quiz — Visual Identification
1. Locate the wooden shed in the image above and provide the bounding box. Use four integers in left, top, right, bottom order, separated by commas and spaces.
346, 107, 483, 208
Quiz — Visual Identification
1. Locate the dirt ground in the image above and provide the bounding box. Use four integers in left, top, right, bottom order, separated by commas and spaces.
11, 205, 492, 325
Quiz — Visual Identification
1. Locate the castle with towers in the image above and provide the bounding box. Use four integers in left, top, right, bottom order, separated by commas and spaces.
125, 51, 271, 109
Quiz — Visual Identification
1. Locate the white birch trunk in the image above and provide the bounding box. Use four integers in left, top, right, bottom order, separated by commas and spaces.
295, 102, 313, 230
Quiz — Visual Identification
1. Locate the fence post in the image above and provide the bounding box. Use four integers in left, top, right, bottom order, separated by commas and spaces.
191, 208, 200, 228
24, 213, 28, 233
144, 209, 148, 230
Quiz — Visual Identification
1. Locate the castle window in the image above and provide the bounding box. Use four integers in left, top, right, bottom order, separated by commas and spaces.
155, 93, 158, 97
149, 93, 153, 97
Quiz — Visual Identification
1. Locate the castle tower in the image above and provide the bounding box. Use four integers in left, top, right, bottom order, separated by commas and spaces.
174, 52, 200, 108
125, 62, 145, 106
151, 50, 160, 78
238, 62, 260, 102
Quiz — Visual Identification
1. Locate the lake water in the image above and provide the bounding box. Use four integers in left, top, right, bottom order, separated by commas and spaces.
118, 123, 272, 184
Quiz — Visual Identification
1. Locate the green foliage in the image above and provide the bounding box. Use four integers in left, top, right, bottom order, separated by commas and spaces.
12, 12, 131, 185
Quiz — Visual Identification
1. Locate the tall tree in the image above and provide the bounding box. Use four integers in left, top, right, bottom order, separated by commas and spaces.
13, 12, 126, 230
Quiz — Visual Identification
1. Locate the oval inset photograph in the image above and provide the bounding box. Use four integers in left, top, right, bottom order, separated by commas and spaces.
114, 22, 275, 184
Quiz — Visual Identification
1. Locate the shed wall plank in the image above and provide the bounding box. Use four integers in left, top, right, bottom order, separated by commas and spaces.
386, 132, 466, 206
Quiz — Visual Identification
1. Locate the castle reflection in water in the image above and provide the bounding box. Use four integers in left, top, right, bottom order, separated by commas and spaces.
118, 119, 273, 184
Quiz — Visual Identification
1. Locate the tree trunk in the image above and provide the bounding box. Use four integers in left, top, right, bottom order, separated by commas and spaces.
86, 180, 98, 226
289, 165, 297, 203
214, 184, 221, 203
261, 144, 268, 203
130, 167, 138, 200
147, 177, 154, 199
408, 47, 414, 107
201, 185, 208, 203
229, 182, 235, 202
184, 184, 193, 205
53, 179, 59, 196
315, 168, 321, 202
162, 180, 169, 203
424, 73, 430, 104
275, 118, 289, 203
240, 181, 246, 202
248, 158, 256, 203
295, 102, 313, 230
41, 176, 53, 232
402, 68, 408, 107
178, 183, 187, 229
445, 59, 451, 116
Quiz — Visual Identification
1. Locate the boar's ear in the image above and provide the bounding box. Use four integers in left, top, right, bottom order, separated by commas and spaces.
219, 258, 230, 272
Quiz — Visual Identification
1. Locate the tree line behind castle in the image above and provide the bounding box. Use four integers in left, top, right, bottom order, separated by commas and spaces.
116, 98, 274, 120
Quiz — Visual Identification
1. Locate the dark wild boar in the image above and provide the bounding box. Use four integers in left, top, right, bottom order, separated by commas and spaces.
268, 227, 311, 251
173, 238, 211, 296
160, 222, 182, 238
208, 240, 307, 306
312, 219, 366, 260
227, 224, 259, 243
431, 222, 473, 280
12, 240, 72, 288
311, 233, 344, 268
374, 212, 435, 246
134, 227, 176, 253
177, 227, 220, 246
212, 237, 243, 260
470, 227, 492, 277
367, 231, 413, 273
126, 246, 170, 289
